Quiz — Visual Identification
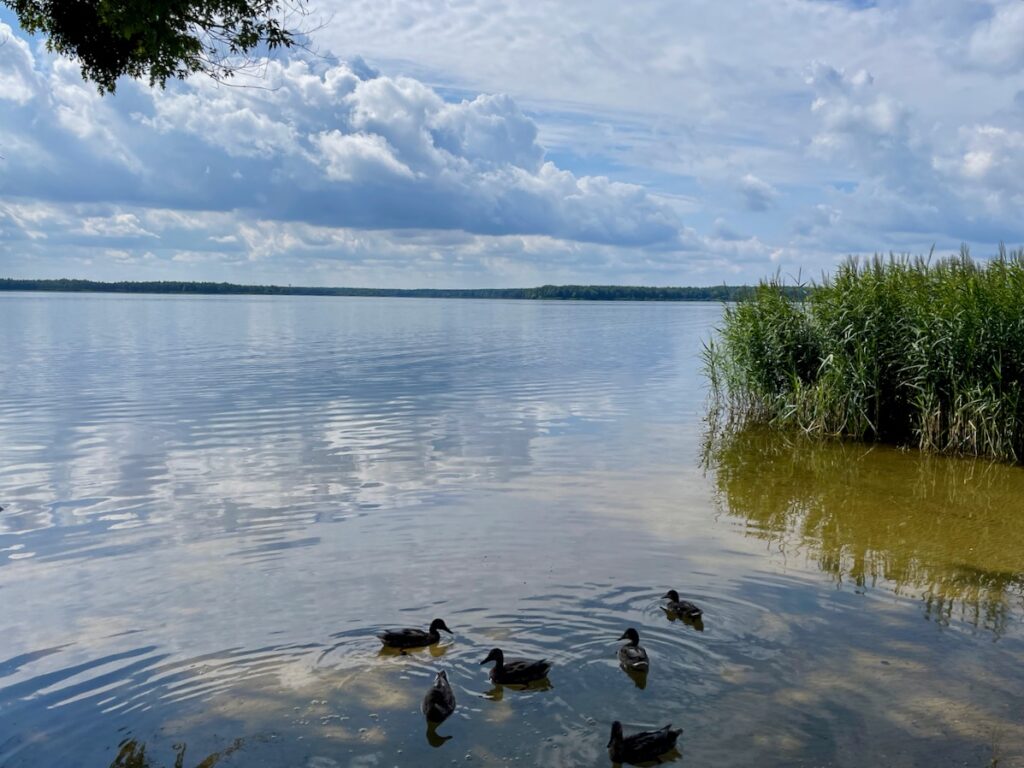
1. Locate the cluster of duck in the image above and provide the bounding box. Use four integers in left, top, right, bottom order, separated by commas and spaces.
377, 589, 702, 765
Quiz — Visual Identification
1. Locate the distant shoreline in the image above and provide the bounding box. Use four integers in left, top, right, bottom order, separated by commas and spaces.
0, 278, 806, 302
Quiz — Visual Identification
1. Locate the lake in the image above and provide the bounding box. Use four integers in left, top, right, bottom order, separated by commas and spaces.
1, 293, 1021, 768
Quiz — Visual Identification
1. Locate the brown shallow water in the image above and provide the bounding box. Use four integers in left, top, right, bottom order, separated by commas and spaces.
0, 293, 1021, 767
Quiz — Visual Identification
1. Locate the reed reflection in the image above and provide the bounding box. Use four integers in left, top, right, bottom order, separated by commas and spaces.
704, 427, 1024, 635
109, 738, 242, 768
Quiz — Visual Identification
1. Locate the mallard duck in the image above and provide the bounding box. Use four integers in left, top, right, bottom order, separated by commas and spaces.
662, 590, 702, 619
617, 628, 649, 673
421, 669, 456, 723
378, 618, 452, 649
607, 721, 682, 764
480, 648, 551, 684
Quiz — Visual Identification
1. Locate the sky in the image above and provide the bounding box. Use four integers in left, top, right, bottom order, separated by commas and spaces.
1, 0, 1024, 287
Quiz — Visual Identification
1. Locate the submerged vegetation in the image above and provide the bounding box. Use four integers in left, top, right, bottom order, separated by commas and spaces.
704, 248, 1024, 462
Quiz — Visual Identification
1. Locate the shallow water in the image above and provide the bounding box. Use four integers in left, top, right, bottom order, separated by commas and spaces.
0, 293, 1021, 768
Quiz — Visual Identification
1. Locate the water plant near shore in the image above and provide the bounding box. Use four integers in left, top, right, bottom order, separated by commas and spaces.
704, 247, 1024, 462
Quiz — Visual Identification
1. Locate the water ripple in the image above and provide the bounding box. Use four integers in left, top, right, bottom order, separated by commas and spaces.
1, 295, 1021, 767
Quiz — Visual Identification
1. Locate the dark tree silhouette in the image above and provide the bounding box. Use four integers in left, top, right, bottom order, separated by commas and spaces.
2, 0, 307, 92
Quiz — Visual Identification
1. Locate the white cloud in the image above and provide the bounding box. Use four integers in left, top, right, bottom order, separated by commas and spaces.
0, 23, 37, 104
966, 1, 1024, 73
806, 62, 913, 171
738, 174, 778, 211
78, 213, 156, 239
145, 93, 301, 159
954, 125, 1024, 188
3, 2, 1024, 285
1, 44, 686, 250
313, 130, 415, 181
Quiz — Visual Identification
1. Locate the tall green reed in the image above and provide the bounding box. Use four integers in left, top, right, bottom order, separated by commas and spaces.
704, 247, 1024, 462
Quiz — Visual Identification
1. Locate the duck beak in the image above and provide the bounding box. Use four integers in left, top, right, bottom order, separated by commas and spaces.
617, 631, 628, 640
661, 591, 673, 599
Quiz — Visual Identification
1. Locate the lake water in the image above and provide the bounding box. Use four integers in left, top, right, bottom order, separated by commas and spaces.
0, 293, 1022, 768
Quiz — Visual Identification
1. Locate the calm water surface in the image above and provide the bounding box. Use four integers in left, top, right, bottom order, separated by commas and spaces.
0, 294, 1022, 768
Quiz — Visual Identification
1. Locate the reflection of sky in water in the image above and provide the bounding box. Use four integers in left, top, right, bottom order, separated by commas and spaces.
0, 294, 1022, 768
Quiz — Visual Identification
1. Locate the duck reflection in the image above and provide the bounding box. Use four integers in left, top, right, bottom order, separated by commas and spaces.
376, 642, 450, 659
703, 426, 1024, 635
425, 722, 453, 748
621, 666, 648, 690
482, 677, 554, 701
660, 607, 704, 632
617, 746, 682, 766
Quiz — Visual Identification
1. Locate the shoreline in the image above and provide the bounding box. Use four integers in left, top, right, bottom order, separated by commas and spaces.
0, 278, 792, 302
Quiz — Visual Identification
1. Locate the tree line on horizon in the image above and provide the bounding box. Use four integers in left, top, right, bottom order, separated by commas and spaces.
0, 278, 807, 302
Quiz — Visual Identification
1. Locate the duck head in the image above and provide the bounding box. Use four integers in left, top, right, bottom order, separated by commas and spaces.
618, 627, 641, 646
429, 619, 453, 635
480, 648, 504, 666
662, 589, 680, 602
433, 669, 449, 687
607, 720, 624, 749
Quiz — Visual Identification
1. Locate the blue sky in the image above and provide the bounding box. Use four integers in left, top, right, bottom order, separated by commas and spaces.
2, 1, 1024, 287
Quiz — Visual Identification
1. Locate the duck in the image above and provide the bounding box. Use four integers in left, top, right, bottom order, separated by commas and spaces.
616, 628, 650, 673
378, 618, 453, 649
421, 669, 456, 723
480, 647, 551, 685
662, 590, 702, 619
607, 721, 682, 764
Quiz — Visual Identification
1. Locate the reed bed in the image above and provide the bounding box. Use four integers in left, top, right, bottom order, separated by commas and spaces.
704, 247, 1024, 462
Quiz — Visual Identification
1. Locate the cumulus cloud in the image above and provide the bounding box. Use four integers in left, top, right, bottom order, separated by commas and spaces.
749, 60, 1012, 257
0, 40, 684, 249
953, 125, 1024, 191
965, 1, 1024, 73
738, 174, 778, 211
4, 1, 1024, 285
0, 24, 37, 105
806, 62, 916, 179
313, 130, 415, 180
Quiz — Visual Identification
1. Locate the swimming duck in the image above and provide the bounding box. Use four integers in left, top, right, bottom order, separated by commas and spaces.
421, 669, 456, 723
480, 648, 551, 684
616, 628, 650, 673
607, 721, 682, 764
378, 618, 453, 649
662, 590, 702, 619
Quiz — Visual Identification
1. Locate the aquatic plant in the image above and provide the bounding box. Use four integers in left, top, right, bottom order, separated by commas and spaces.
704, 247, 1024, 462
